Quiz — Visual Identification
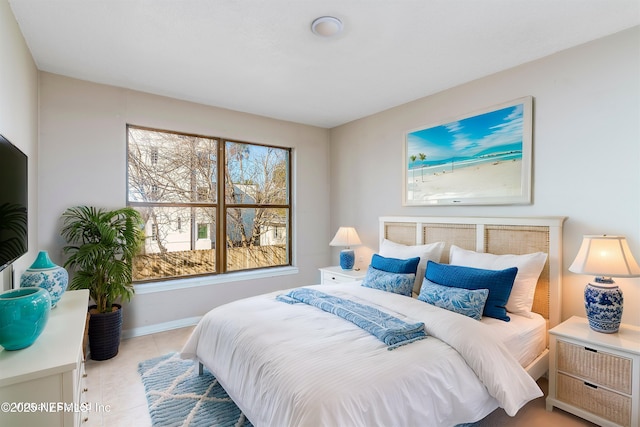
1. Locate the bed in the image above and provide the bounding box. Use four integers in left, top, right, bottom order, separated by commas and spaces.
181, 216, 566, 426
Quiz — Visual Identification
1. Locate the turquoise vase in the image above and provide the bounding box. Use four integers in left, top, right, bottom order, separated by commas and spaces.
20, 250, 69, 308
0, 287, 51, 350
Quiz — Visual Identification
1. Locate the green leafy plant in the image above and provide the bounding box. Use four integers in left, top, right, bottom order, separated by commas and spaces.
61, 206, 144, 313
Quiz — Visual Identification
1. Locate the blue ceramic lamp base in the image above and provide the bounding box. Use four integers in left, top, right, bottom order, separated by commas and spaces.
339, 249, 355, 270
584, 281, 623, 334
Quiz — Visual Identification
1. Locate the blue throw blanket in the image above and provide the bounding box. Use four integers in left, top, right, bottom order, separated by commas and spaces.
277, 288, 426, 350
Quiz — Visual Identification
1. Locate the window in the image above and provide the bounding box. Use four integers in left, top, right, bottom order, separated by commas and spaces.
196, 186, 209, 202
197, 223, 208, 239
127, 125, 291, 282
150, 147, 158, 165
150, 184, 158, 201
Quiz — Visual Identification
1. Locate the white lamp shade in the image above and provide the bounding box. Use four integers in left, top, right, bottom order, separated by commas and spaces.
329, 227, 362, 247
569, 235, 640, 277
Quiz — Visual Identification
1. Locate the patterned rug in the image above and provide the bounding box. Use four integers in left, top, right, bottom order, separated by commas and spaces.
140, 353, 480, 427
138, 353, 252, 427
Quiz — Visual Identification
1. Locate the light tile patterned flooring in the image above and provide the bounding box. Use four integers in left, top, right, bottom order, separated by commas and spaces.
83, 326, 596, 427
83, 326, 195, 427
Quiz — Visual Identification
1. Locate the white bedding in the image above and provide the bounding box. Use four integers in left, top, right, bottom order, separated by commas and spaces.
181, 284, 542, 427
481, 311, 547, 368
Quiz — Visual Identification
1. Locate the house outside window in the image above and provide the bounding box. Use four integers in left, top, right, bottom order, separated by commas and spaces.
127, 125, 291, 282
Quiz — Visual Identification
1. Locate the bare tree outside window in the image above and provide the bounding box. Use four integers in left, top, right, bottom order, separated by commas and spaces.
127, 125, 291, 282
224, 141, 290, 271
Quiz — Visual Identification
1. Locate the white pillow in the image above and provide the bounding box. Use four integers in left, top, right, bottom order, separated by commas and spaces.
449, 245, 547, 317
379, 239, 445, 295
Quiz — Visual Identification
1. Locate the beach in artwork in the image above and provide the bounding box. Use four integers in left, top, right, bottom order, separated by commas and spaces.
407, 157, 522, 203
405, 100, 528, 204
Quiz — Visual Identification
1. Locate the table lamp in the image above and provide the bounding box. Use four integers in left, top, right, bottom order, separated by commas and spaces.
329, 227, 361, 270
569, 235, 640, 333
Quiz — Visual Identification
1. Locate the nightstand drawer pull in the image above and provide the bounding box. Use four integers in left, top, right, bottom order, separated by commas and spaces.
584, 382, 597, 389
584, 346, 597, 353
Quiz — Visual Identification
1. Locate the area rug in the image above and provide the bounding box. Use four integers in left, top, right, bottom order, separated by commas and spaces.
138, 352, 252, 427
139, 353, 480, 427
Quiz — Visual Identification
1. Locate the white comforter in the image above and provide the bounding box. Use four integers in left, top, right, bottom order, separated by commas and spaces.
181, 284, 542, 426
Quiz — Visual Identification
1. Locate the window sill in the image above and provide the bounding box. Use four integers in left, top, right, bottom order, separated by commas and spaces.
133, 266, 299, 295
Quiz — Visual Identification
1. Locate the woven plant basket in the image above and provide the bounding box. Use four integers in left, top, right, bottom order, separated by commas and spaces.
88, 304, 122, 361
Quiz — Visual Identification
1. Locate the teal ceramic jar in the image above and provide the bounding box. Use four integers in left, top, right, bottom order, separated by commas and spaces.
20, 250, 68, 308
0, 287, 51, 350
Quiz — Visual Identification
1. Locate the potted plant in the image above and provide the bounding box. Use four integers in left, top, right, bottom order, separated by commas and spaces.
61, 206, 144, 360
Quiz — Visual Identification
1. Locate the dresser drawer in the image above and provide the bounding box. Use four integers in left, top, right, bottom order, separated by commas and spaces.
73, 353, 86, 410
557, 373, 631, 427
558, 340, 632, 394
322, 271, 353, 284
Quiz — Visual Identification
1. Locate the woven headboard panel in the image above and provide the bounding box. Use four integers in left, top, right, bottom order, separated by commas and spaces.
380, 216, 566, 328
484, 225, 550, 320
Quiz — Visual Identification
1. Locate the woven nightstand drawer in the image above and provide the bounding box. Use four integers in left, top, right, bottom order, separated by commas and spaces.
558, 340, 632, 394
557, 373, 631, 427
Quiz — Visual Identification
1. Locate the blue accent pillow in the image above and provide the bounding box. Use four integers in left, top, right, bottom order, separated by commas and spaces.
370, 254, 420, 274
425, 261, 518, 321
361, 266, 415, 297
418, 279, 489, 320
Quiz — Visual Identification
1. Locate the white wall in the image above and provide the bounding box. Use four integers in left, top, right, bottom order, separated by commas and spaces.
0, 1, 39, 291
37, 73, 332, 332
330, 27, 640, 326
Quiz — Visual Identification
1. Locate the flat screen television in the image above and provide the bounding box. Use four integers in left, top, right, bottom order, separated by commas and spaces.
0, 134, 28, 272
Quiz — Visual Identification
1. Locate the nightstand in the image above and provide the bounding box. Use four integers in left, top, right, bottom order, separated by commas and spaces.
546, 316, 640, 427
319, 266, 366, 284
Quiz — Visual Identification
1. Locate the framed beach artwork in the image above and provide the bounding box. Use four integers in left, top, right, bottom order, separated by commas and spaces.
403, 96, 533, 206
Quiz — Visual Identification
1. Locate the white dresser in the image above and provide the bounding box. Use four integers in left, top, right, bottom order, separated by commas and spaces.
0, 289, 89, 427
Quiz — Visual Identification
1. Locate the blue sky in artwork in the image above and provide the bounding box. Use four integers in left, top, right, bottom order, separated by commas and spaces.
407, 103, 524, 164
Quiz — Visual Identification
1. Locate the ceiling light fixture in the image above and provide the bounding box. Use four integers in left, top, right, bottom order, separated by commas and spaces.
311, 16, 343, 38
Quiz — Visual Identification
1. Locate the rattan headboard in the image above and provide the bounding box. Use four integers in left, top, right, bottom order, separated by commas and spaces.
379, 216, 566, 328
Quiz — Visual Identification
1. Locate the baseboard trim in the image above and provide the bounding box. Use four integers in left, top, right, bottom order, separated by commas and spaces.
122, 316, 202, 339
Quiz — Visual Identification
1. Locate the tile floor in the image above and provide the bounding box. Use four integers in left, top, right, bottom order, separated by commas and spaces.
83, 326, 596, 427
83, 326, 195, 427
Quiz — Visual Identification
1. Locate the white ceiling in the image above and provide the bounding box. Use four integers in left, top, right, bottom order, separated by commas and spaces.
9, 0, 640, 128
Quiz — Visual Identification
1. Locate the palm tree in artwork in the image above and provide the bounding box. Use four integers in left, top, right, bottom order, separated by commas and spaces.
409, 154, 417, 182
418, 153, 426, 181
